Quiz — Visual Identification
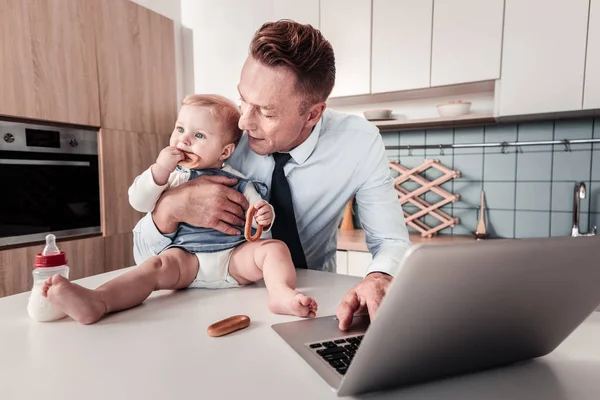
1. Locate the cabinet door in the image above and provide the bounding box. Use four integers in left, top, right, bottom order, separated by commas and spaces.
99, 129, 165, 236
57, 236, 105, 281
431, 0, 504, 86
28, 0, 100, 126
320, 0, 371, 98
95, 0, 177, 135
584, 0, 600, 109
336, 251, 348, 274
0, 0, 35, 120
498, 0, 589, 116
105, 233, 136, 271
372, 0, 432, 93
347, 251, 373, 278
273, 0, 320, 28
0, 245, 38, 297
0, 0, 100, 126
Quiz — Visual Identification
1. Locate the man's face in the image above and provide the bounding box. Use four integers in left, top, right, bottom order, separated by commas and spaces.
237, 56, 313, 155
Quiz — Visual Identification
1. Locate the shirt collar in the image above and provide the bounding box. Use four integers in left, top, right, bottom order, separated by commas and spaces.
287, 114, 324, 165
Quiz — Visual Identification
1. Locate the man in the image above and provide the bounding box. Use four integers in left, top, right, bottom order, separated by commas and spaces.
133, 20, 411, 330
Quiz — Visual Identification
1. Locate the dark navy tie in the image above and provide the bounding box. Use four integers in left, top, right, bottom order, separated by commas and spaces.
270, 152, 308, 269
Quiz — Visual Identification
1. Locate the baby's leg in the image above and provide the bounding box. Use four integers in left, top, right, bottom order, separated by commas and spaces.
228, 240, 317, 317
42, 248, 198, 324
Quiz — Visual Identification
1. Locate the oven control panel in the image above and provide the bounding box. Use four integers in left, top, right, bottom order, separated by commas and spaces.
0, 121, 98, 155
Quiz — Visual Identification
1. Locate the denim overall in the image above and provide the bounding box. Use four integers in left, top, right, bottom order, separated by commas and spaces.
160, 166, 268, 254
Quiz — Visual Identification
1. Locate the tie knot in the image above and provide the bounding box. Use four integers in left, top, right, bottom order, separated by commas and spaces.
272, 152, 292, 169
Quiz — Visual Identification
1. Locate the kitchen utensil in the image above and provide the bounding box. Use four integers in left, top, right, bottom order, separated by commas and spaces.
474, 190, 488, 239
436, 101, 471, 118
363, 109, 393, 120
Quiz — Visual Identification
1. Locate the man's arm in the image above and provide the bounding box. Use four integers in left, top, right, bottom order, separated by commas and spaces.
355, 137, 411, 277
336, 131, 411, 330
132, 174, 250, 261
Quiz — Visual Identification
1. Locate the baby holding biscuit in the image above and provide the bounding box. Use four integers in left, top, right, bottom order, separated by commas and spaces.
41, 94, 318, 324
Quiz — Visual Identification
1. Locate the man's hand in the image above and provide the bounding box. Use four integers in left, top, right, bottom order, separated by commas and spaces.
152, 174, 249, 235
335, 272, 392, 330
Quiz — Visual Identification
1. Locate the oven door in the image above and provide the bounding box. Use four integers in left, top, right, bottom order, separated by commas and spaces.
0, 150, 101, 247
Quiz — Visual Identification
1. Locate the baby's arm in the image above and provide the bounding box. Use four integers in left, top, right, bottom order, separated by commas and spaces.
244, 184, 275, 232
128, 146, 187, 213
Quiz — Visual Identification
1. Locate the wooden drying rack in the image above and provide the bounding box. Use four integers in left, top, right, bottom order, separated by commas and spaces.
390, 159, 461, 238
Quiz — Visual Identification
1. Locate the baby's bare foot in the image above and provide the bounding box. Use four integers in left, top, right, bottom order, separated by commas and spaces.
46, 275, 106, 325
268, 288, 318, 318
41, 278, 53, 297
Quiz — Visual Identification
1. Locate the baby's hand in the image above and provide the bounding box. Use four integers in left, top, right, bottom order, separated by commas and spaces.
253, 200, 273, 228
156, 146, 184, 173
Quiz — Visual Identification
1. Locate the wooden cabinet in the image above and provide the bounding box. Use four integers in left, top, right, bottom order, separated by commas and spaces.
0, 245, 38, 298
431, 0, 504, 86
94, 0, 177, 135
584, 0, 600, 110
99, 129, 167, 236
57, 236, 105, 281
347, 251, 373, 277
320, 0, 371, 98
272, 0, 320, 27
0, 0, 100, 126
498, 0, 590, 116
0, 236, 104, 297
105, 233, 136, 271
372, 0, 433, 93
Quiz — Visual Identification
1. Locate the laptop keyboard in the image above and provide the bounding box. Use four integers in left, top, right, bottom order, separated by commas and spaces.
308, 335, 363, 376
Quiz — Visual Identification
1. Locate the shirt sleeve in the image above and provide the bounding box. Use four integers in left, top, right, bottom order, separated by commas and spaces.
128, 167, 188, 213
243, 182, 275, 233
354, 132, 412, 277
130, 168, 190, 264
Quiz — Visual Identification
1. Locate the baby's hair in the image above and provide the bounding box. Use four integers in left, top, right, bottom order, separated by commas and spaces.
181, 94, 243, 145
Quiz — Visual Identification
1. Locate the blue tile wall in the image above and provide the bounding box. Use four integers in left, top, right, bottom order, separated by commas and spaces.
379, 117, 600, 239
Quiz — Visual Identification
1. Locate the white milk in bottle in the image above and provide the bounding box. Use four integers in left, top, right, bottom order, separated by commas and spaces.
27, 234, 70, 322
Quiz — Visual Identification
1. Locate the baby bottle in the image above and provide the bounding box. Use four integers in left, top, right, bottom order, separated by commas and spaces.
27, 234, 70, 322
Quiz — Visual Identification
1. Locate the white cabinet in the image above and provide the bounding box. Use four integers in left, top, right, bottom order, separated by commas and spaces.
584, 0, 600, 110
336, 251, 348, 274
320, 0, 371, 98
347, 251, 373, 277
371, 0, 433, 93
272, 0, 319, 28
431, 0, 504, 86
498, 0, 590, 116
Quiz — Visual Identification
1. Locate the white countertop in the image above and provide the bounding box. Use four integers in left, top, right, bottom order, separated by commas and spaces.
1, 268, 599, 400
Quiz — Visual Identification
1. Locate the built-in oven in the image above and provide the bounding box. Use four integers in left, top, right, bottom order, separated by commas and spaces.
0, 120, 101, 247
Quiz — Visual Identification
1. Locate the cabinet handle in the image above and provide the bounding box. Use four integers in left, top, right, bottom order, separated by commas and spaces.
0, 159, 90, 167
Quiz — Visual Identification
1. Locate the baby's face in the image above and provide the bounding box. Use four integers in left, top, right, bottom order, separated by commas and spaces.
170, 105, 231, 169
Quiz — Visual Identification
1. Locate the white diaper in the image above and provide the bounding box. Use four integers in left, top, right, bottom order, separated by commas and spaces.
187, 248, 242, 289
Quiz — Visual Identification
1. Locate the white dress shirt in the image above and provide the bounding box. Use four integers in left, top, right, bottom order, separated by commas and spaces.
133, 108, 411, 277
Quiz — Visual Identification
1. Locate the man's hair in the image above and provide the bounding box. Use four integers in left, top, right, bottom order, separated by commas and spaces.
249, 19, 335, 114
181, 94, 242, 145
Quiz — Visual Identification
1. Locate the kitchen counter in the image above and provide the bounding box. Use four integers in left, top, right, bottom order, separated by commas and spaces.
1, 268, 599, 400
337, 229, 478, 252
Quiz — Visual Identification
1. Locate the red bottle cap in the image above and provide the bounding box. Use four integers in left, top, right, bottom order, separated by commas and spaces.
34, 252, 67, 268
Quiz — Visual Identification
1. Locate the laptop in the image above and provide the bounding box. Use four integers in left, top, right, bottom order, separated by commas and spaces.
271, 236, 600, 397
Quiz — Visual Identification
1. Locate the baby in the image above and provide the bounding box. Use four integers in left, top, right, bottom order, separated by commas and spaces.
41, 94, 318, 324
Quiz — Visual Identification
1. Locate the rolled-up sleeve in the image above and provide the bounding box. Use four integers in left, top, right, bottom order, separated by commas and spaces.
355, 132, 411, 277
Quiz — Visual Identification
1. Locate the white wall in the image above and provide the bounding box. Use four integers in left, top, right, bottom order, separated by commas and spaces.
129, 0, 185, 103
181, 0, 274, 103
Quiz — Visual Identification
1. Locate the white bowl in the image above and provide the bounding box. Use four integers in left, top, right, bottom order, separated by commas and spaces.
436, 101, 471, 118
363, 109, 392, 120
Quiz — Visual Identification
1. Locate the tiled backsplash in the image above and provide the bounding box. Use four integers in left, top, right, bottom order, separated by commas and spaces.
379, 117, 600, 238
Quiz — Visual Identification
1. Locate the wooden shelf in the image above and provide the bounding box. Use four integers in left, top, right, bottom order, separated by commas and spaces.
370, 113, 496, 132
